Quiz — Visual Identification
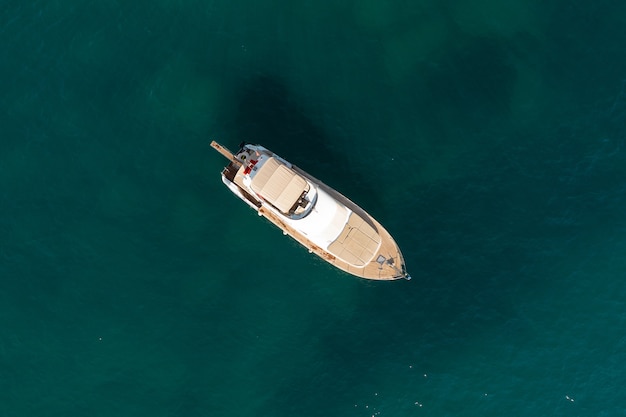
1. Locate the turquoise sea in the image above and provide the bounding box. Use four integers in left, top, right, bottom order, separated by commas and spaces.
2, 1, 626, 416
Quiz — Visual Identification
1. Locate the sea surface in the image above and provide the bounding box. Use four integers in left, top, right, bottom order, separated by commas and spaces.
2, 1, 626, 416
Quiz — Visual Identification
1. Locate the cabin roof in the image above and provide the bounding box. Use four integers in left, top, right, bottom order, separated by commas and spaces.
250, 157, 308, 213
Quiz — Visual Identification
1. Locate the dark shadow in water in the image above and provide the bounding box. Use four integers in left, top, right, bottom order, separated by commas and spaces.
409, 35, 517, 143
541, 0, 626, 107
225, 74, 387, 217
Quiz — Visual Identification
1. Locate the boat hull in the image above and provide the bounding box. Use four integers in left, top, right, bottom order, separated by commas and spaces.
211, 141, 410, 281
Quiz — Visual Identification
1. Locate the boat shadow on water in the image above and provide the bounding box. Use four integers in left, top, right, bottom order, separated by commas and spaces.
227, 74, 388, 220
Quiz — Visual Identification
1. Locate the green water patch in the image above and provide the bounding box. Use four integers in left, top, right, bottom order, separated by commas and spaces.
449, 0, 543, 38
382, 19, 450, 85
177, 244, 363, 415
369, 34, 521, 190
97, 172, 150, 222
169, 189, 216, 241
352, 0, 397, 31
140, 55, 222, 135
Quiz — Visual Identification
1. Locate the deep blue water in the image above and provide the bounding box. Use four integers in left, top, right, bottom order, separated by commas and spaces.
2, 1, 626, 416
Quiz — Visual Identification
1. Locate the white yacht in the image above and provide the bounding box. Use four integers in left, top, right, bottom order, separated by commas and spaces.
211, 141, 410, 281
